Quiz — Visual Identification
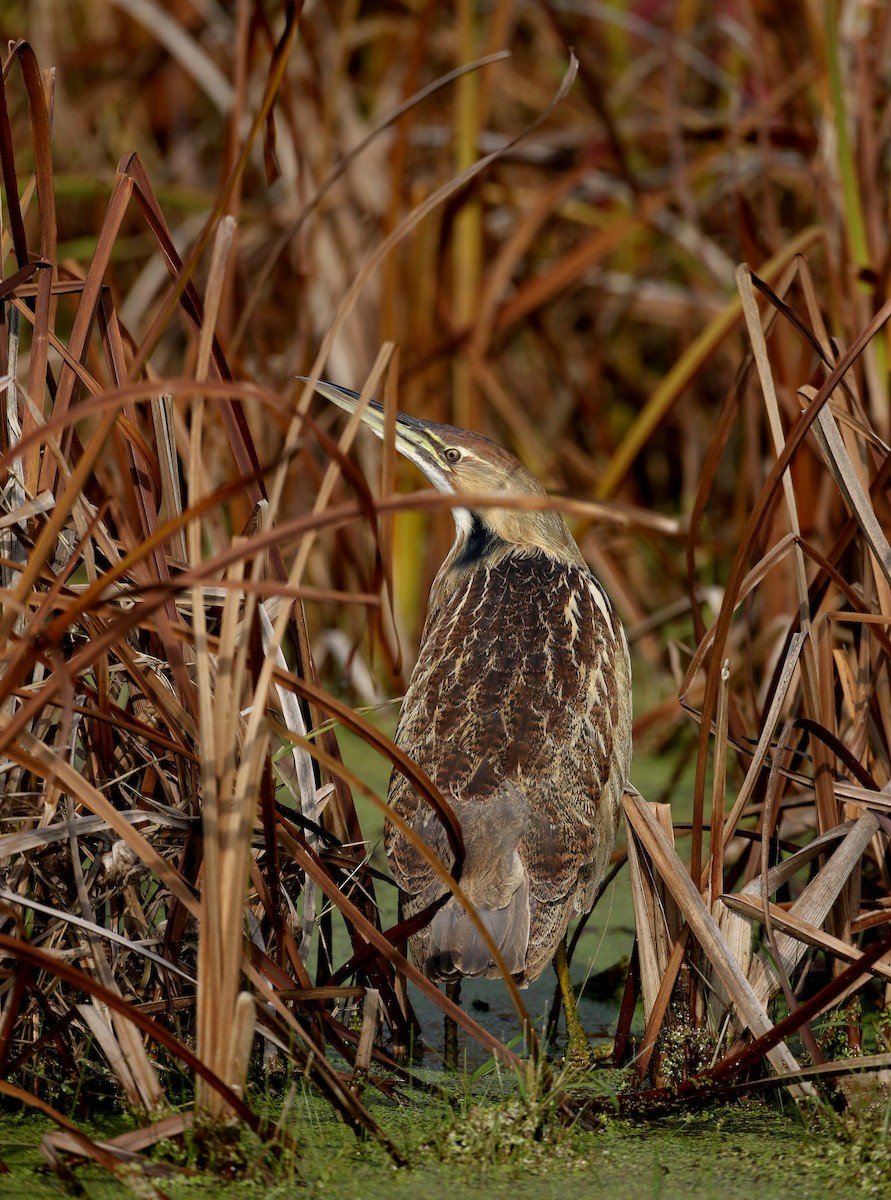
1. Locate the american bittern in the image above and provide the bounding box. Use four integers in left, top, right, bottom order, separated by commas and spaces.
310, 380, 632, 1066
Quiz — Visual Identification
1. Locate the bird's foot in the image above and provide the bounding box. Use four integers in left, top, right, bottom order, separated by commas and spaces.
444, 1019, 459, 1071
443, 980, 461, 1071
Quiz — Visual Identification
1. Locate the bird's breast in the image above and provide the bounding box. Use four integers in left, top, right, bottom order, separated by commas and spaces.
385, 548, 632, 922
396, 550, 624, 793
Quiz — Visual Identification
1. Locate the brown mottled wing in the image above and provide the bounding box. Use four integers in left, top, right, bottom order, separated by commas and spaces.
385, 550, 631, 975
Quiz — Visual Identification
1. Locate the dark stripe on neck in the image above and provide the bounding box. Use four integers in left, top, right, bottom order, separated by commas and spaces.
455, 513, 504, 568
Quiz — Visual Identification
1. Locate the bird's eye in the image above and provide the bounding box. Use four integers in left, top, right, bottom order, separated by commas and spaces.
444, 447, 462, 464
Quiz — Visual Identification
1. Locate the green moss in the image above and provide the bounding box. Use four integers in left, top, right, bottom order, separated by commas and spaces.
3, 1081, 887, 1200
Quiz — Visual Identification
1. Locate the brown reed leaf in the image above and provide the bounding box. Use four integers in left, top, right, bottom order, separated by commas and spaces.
623, 790, 811, 1093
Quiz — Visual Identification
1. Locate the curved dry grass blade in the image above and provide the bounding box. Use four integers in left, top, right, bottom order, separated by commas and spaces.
0, 1082, 172, 1194
800, 382, 891, 587
232, 50, 512, 348
109, 0, 234, 113
596, 228, 823, 499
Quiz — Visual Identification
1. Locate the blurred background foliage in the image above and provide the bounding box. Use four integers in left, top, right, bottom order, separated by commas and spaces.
8, 0, 882, 728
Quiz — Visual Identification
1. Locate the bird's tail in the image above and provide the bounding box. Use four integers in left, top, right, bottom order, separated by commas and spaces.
425, 876, 530, 981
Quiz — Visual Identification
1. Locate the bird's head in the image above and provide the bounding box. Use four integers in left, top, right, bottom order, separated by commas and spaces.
304, 378, 585, 566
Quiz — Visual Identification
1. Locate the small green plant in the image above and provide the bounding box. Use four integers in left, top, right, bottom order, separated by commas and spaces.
417, 1053, 599, 1171
817, 998, 864, 1062
819, 1093, 891, 1194
656, 1007, 713, 1089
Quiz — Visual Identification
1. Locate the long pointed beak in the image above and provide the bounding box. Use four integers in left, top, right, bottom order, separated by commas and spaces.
299, 376, 454, 492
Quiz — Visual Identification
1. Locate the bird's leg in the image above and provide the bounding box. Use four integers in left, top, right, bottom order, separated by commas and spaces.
391, 900, 410, 1060
553, 937, 593, 1070
443, 979, 461, 1070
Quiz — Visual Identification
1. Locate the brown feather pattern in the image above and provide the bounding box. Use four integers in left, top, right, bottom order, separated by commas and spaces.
386, 534, 632, 986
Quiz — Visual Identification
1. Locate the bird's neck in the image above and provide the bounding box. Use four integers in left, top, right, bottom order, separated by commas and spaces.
451, 513, 505, 570
430, 508, 588, 608
459, 505, 586, 564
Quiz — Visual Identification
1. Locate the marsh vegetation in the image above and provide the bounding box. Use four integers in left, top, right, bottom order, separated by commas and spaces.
1, 2, 891, 1193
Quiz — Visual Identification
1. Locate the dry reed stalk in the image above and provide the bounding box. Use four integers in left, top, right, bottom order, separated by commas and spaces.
625, 799, 682, 1024
451, 0, 483, 434
625, 797, 686, 1084
653, 276, 888, 1099
0, 28, 418, 1157
6, 0, 891, 1158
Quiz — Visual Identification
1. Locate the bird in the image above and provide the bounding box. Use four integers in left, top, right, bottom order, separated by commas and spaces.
307, 378, 632, 1066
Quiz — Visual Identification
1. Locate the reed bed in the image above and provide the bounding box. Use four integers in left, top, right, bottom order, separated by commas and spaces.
1, 0, 891, 1187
